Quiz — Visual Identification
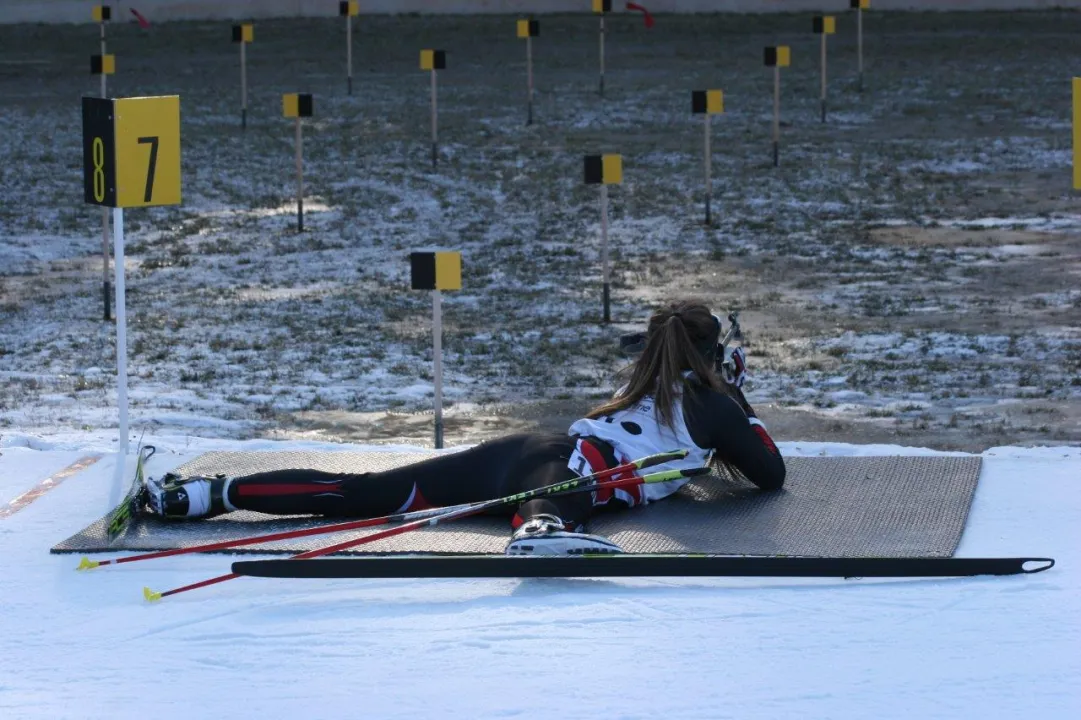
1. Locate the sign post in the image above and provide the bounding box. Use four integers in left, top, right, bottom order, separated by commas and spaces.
232, 23, 254, 129
584, 154, 623, 323
764, 46, 790, 168
283, 93, 313, 232
82, 95, 182, 457
517, 19, 539, 125
852, 0, 870, 93
92, 4, 114, 321
420, 50, 446, 168
410, 251, 462, 449
692, 90, 724, 225
340, 1, 359, 95
813, 16, 836, 123
593, 0, 611, 97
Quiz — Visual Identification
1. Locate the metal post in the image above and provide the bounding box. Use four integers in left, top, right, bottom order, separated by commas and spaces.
240, 41, 247, 130
704, 113, 712, 225
857, 8, 864, 93
431, 69, 438, 168
600, 184, 610, 323
112, 207, 129, 457
432, 289, 444, 449
100, 21, 111, 322
346, 14, 353, 95
773, 66, 780, 167
598, 16, 605, 97
820, 32, 828, 123
526, 35, 534, 126
296, 117, 304, 232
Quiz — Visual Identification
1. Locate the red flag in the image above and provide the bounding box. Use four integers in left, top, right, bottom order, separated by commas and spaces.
626, 2, 654, 28
130, 7, 151, 29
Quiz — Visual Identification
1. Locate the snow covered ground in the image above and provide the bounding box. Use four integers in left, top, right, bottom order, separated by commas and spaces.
1, 431, 1077, 719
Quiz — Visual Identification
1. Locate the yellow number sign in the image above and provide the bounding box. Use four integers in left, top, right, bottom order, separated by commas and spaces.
82, 95, 181, 208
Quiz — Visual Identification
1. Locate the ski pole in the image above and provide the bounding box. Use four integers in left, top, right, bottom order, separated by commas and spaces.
81, 448, 684, 570
144, 461, 705, 601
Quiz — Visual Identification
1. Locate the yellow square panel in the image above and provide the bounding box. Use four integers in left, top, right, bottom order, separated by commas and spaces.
707, 89, 723, 115
113, 95, 182, 208
602, 154, 622, 185
434, 251, 462, 291
777, 46, 791, 67
824, 16, 836, 34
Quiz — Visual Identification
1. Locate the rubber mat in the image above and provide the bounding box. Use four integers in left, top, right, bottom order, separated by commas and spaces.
51, 451, 981, 558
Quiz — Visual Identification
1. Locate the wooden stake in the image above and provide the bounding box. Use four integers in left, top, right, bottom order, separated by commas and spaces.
432, 289, 444, 449
704, 113, 712, 225
526, 35, 534, 125
431, 68, 438, 168
601, 184, 610, 323
857, 8, 864, 93
598, 16, 605, 97
295, 117, 304, 232
240, 41, 248, 130
773, 65, 781, 167
346, 14, 353, 95
820, 31, 828, 123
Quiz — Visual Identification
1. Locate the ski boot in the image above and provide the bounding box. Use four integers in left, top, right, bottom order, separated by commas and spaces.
146, 473, 234, 519
505, 513, 623, 556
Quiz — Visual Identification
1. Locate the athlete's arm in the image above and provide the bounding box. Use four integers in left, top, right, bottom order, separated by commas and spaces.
683, 384, 786, 491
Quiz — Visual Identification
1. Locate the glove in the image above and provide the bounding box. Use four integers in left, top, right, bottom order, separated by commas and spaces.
718, 345, 748, 389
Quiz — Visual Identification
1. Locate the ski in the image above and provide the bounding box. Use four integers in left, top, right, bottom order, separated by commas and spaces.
231, 554, 1055, 580
103, 444, 156, 543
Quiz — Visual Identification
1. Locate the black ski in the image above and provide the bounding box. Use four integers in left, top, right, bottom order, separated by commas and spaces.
232, 554, 1054, 580
104, 444, 156, 542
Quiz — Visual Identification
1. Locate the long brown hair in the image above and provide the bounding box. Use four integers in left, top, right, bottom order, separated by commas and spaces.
587, 299, 733, 430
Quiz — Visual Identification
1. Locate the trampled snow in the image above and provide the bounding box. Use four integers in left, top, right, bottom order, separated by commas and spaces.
0, 432, 1077, 719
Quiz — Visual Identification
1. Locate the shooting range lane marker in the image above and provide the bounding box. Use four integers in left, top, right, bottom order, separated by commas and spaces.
340, 1, 359, 95
691, 89, 724, 225
232, 23, 253, 129
518, 18, 539, 125
583, 153, 623, 323
420, 50, 446, 168
93, 6, 113, 322
282, 93, 313, 231
764, 45, 790, 168
409, 251, 463, 449
82, 95, 182, 457
813, 15, 836, 123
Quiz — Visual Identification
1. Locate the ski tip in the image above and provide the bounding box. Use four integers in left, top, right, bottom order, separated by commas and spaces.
77, 556, 99, 571
143, 586, 162, 603
1022, 558, 1055, 574
680, 466, 712, 477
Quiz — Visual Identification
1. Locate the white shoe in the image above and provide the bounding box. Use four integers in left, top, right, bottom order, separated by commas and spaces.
505, 514, 623, 556
146, 473, 227, 519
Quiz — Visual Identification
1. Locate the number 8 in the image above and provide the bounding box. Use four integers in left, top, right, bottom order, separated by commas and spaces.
92, 137, 105, 202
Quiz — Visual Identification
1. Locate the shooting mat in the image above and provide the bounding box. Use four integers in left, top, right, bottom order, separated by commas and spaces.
52, 451, 981, 558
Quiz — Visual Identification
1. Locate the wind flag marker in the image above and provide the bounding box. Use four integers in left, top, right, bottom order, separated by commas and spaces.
692, 90, 724, 226
593, 0, 611, 97
93, 7, 113, 321
813, 16, 836, 123
232, 23, 254, 129
82, 95, 182, 457
584, 153, 623, 323
1073, 78, 1081, 191
626, 2, 654, 28
764, 45, 790, 168
517, 19, 539, 125
282, 93, 313, 232
130, 7, 151, 29
340, 1, 359, 95
420, 49, 446, 168
852, 0, 869, 92
410, 251, 462, 449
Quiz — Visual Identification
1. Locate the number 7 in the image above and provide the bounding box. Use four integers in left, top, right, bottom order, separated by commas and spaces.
137, 136, 159, 203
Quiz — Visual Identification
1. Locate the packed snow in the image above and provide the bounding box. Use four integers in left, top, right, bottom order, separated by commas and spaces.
0, 431, 1077, 719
